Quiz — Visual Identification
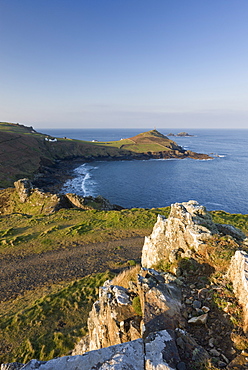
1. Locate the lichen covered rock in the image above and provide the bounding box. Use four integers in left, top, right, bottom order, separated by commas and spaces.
84, 281, 141, 353
142, 200, 218, 268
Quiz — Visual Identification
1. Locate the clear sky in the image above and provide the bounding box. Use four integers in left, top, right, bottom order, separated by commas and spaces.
1, 0, 248, 129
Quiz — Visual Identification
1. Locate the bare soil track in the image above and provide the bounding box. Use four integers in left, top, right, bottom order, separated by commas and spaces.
0, 237, 144, 301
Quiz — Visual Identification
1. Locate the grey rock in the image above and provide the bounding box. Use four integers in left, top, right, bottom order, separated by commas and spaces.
175, 329, 210, 364
145, 330, 180, 370
142, 201, 218, 269
20, 339, 144, 370
208, 338, 214, 347
176, 336, 185, 350
86, 283, 140, 352
177, 362, 186, 370
192, 300, 201, 309
216, 223, 247, 241
209, 349, 221, 357
138, 270, 182, 336
14, 178, 33, 202
188, 313, 208, 325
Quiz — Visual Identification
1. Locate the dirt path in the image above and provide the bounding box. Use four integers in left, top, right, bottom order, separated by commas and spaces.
0, 237, 144, 301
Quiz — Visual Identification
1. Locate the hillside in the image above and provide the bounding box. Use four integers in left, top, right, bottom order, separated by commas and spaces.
0, 200, 248, 367
0, 122, 210, 188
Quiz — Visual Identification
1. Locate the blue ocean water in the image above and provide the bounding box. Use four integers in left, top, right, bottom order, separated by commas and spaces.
43, 128, 248, 214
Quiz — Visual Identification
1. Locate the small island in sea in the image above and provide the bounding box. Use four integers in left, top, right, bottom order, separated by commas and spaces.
167, 131, 194, 137
0, 122, 210, 190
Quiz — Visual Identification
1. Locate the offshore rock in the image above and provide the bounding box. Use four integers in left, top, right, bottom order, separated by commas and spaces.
142, 201, 218, 269
227, 250, 248, 332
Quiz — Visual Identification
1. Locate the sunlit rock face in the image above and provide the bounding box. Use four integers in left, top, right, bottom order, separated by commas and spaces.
141, 200, 218, 269
228, 250, 248, 332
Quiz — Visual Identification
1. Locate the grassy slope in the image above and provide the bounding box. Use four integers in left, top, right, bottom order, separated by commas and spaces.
0, 207, 247, 364
94, 130, 178, 153
0, 206, 170, 257
0, 271, 114, 363
0, 122, 182, 187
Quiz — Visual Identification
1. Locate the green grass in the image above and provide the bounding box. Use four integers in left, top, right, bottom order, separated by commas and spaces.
0, 205, 247, 258
211, 210, 248, 234
0, 207, 171, 256
0, 271, 114, 364
132, 296, 142, 316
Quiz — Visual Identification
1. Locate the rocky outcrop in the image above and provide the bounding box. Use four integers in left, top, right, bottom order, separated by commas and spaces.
216, 223, 247, 242
2, 200, 247, 369
228, 250, 248, 332
3, 265, 212, 370
167, 132, 194, 137
3, 339, 144, 370
14, 178, 33, 202
65, 193, 121, 211
2, 179, 121, 215
72, 268, 184, 356
138, 268, 183, 337
145, 330, 180, 370
84, 281, 141, 352
2, 332, 184, 370
142, 201, 219, 269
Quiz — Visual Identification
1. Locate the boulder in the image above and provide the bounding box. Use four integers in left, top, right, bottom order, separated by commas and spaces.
145, 330, 180, 370
14, 178, 33, 202
142, 201, 218, 268
12, 339, 144, 370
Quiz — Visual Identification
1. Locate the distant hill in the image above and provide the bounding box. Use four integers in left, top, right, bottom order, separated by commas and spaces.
0, 123, 210, 188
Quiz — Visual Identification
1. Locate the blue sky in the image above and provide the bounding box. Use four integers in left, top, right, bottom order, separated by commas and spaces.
1, 0, 248, 129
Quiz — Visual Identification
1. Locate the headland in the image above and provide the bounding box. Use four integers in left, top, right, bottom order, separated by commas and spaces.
0, 122, 211, 191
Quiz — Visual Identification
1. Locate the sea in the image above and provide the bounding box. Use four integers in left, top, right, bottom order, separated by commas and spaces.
41, 128, 248, 214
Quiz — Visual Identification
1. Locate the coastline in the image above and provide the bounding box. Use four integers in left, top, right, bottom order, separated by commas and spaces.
33, 149, 211, 195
